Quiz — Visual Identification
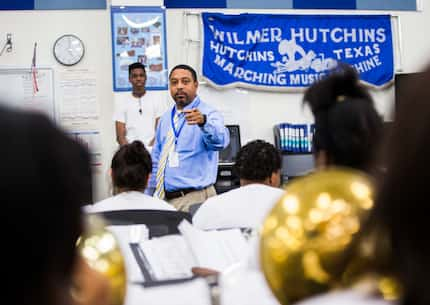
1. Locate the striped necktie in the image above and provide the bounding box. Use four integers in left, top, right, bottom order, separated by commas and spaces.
154, 111, 181, 199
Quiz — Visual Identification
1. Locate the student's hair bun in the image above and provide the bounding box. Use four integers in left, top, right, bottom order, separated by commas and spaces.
303, 63, 383, 171
304, 64, 373, 115
124, 141, 147, 164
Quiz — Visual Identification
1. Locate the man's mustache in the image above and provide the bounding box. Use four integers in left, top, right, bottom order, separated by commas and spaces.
175, 91, 187, 97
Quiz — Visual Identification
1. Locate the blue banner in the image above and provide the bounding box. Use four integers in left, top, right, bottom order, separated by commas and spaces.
202, 13, 394, 90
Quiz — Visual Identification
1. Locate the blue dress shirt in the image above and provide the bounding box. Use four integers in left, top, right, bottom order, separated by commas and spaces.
150, 96, 230, 192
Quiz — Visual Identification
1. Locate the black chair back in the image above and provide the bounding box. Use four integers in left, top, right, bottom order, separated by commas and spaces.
89, 209, 192, 238
188, 202, 203, 216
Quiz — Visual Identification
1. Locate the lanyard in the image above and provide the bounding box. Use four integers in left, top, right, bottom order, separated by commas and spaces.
170, 98, 201, 144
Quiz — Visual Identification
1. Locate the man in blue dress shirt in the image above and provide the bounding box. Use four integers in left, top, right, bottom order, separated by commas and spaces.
150, 64, 230, 212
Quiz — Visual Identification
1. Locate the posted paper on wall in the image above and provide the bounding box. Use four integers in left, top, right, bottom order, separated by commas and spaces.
58, 69, 102, 167
58, 69, 100, 130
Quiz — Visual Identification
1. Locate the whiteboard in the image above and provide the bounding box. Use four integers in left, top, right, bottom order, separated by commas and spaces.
0, 68, 55, 120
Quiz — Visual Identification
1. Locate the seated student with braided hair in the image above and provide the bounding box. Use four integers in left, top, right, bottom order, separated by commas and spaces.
303, 64, 384, 173
280, 68, 430, 305
193, 139, 283, 230
85, 141, 175, 212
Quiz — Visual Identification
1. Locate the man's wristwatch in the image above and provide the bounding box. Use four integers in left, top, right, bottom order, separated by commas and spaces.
198, 114, 207, 127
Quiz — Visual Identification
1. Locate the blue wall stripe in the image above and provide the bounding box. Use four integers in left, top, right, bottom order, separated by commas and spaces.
0, 1, 34, 10
0, 0, 105, 10
293, 0, 356, 9
35, 0, 106, 9
357, 0, 416, 10
164, 0, 417, 10
0, 0, 416, 11
227, 0, 292, 9
164, 0, 226, 8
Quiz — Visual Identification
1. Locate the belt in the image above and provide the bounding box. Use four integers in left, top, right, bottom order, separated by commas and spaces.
165, 186, 211, 200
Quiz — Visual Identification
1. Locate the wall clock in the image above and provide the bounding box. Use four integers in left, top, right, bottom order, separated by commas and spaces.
53, 34, 85, 66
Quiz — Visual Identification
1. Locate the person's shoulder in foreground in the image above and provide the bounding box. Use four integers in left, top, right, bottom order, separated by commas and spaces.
0, 105, 94, 305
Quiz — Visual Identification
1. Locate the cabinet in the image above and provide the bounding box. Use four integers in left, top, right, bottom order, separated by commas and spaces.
274, 124, 315, 184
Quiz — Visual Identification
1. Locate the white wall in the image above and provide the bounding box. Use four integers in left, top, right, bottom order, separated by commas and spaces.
1, 2, 430, 201
0, 9, 114, 201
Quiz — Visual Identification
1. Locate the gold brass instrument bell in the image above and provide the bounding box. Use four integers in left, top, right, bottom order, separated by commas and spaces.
260, 167, 378, 305
74, 215, 127, 305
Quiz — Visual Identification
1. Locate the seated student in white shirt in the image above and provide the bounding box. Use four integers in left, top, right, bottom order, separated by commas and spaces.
193, 139, 283, 230
85, 141, 175, 213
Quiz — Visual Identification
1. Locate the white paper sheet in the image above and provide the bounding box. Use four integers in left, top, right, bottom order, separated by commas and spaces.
58, 69, 99, 131
139, 235, 195, 281
178, 220, 249, 271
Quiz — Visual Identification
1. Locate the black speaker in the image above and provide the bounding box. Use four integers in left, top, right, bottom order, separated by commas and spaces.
216, 125, 241, 193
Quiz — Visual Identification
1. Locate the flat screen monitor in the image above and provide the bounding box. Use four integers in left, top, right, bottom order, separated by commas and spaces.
282, 154, 315, 178
219, 125, 241, 165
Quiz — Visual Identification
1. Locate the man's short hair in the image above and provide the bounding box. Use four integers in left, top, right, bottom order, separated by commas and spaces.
129, 62, 146, 76
233, 139, 281, 181
169, 64, 197, 82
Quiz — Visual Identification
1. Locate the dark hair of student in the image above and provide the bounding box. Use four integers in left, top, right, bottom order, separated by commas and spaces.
169, 64, 198, 82
303, 64, 383, 172
363, 65, 430, 305
128, 62, 146, 76
111, 140, 152, 192
233, 139, 281, 181
0, 106, 92, 305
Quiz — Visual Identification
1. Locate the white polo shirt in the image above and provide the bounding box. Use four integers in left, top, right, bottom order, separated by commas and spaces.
193, 184, 285, 230
83, 191, 176, 213
113, 91, 169, 147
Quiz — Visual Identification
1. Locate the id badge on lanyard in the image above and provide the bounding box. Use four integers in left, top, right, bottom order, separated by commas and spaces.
169, 108, 185, 168
168, 151, 179, 167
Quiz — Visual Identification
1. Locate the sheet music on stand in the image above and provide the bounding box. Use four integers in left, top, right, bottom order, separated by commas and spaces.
131, 234, 195, 285
178, 220, 249, 271
130, 220, 249, 287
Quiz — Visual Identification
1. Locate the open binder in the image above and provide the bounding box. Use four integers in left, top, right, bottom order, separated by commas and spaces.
130, 220, 249, 287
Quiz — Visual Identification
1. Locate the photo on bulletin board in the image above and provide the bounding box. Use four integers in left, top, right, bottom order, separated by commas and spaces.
111, 6, 168, 91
